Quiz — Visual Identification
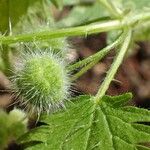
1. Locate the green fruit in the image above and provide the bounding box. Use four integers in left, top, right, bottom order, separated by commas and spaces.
12, 51, 70, 113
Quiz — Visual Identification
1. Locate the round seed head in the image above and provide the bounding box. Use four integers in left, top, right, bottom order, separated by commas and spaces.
12, 51, 70, 114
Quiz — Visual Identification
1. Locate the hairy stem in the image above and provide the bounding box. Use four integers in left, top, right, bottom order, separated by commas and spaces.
71, 60, 98, 81
0, 12, 149, 44
68, 33, 123, 72
69, 33, 125, 81
0, 20, 122, 44
95, 29, 132, 102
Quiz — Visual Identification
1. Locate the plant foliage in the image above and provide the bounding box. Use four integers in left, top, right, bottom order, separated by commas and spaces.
19, 93, 150, 150
0, 0, 150, 150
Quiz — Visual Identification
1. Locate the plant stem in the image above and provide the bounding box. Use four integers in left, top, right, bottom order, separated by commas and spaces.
68, 33, 123, 72
71, 60, 98, 81
69, 33, 125, 81
95, 29, 132, 103
0, 20, 122, 44
0, 12, 149, 45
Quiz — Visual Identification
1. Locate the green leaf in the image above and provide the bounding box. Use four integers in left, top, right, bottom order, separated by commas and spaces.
0, 0, 42, 34
19, 93, 150, 150
56, 2, 109, 28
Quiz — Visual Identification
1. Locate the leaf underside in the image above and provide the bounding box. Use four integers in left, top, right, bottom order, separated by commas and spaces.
19, 93, 150, 150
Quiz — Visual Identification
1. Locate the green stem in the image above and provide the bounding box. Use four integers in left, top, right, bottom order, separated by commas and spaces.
68, 33, 123, 72
0, 20, 122, 44
71, 60, 98, 81
70, 33, 125, 81
0, 12, 149, 45
95, 29, 132, 102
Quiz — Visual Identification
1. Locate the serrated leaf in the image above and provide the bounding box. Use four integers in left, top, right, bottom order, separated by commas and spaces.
19, 93, 150, 150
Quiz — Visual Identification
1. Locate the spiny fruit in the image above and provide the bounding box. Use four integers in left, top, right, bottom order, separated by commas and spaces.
12, 51, 70, 114
23, 37, 68, 58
